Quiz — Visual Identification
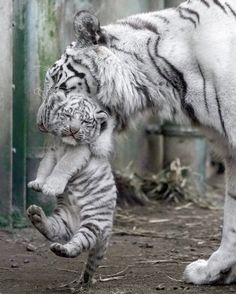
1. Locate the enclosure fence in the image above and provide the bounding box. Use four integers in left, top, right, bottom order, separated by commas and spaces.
0, 0, 184, 226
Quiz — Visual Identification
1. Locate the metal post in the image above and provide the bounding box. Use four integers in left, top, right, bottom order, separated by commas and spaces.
13, 0, 27, 215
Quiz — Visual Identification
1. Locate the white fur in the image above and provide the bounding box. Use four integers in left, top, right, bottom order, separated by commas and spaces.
40, 0, 236, 285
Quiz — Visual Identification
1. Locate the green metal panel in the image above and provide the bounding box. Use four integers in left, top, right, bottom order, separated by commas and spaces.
0, 0, 13, 226
13, 0, 27, 215
25, 0, 60, 213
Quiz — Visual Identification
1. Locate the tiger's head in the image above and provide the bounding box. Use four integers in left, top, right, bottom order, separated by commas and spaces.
37, 10, 147, 132
38, 93, 109, 146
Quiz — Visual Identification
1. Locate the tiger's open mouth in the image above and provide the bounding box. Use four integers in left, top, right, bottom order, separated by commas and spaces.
38, 123, 48, 133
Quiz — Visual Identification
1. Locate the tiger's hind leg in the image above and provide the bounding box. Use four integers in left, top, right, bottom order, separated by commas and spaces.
27, 195, 79, 242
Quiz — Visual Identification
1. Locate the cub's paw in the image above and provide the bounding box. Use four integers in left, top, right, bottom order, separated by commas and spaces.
27, 205, 46, 224
27, 180, 44, 192
50, 243, 70, 258
42, 177, 67, 197
50, 242, 80, 258
27, 205, 49, 235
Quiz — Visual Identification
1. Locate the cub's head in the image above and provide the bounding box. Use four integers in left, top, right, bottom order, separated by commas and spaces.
38, 93, 109, 146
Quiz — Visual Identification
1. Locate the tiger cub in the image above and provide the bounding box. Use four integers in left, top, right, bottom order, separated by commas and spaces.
27, 94, 117, 285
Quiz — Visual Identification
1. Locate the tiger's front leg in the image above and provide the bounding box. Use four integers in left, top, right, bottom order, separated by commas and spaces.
184, 156, 236, 284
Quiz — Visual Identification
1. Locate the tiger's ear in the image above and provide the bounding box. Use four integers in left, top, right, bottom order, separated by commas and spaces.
73, 10, 107, 47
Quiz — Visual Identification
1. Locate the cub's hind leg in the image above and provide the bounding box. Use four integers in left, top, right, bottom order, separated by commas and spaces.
81, 237, 110, 285
27, 194, 79, 242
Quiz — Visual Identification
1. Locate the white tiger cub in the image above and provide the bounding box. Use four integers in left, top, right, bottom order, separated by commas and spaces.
27, 94, 117, 285
37, 1, 236, 285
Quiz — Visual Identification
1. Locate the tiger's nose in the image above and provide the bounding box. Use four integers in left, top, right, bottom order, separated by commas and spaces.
38, 122, 48, 133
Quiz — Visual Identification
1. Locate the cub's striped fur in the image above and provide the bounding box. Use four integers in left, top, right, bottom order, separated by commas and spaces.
28, 95, 116, 285
38, 0, 236, 286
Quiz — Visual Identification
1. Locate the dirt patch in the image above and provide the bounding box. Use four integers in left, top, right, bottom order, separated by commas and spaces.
1, 186, 236, 294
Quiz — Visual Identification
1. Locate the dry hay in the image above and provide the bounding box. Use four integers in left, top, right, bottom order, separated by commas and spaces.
115, 159, 211, 208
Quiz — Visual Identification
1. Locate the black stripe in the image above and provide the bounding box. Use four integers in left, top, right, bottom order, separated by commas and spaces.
147, 37, 199, 123
90, 172, 108, 186
197, 63, 209, 113
147, 38, 178, 93
79, 195, 104, 211
80, 231, 91, 248
82, 271, 90, 284
82, 203, 115, 214
81, 214, 111, 222
184, 104, 198, 123
84, 53, 99, 74
67, 63, 85, 79
213, 0, 227, 14
80, 228, 94, 241
84, 78, 91, 94
180, 7, 200, 23
154, 35, 161, 56
151, 14, 170, 24
215, 88, 228, 138
225, 2, 236, 18
85, 262, 96, 272
82, 223, 100, 237
119, 19, 158, 35
61, 218, 74, 238
110, 44, 144, 63
178, 8, 197, 28
89, 183, 114, 196
153, 40, 187, 98
72, 57, 100, 93
200, 0, 210, 7
135, 83, 154, 108
109, 34, 120, 43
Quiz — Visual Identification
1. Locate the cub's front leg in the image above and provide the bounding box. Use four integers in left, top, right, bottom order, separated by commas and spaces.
42, 145, 91, 197
28, 147, 56, 192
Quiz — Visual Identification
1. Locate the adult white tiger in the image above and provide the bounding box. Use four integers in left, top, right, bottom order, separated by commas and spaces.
38, 0, 236, 285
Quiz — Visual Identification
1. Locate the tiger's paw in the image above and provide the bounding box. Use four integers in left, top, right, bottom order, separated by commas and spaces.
184, 258, 236, 285
42, 177, 67, 197
184, 259, 210, 285
27, 205, 49, 235
27, 180, 44, 192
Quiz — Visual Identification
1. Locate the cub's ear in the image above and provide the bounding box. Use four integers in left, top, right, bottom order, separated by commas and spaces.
73, 10, 107, 47
95, 110, 108, 124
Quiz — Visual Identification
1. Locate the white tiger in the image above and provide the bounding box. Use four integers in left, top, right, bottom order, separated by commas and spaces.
27, 94, 116, 286
37, 1, 236, 285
